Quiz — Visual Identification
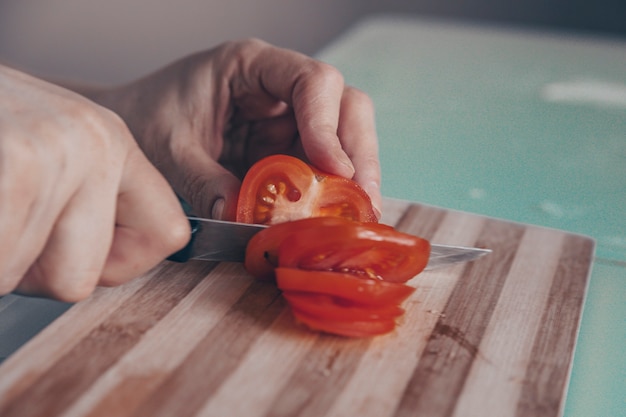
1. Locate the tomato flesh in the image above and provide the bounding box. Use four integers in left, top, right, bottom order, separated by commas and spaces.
275, 268, 415, 306
277, 222, 430, 283
236, 155, 377, 225
291, 309, 397, 338
282, 291, 405, 321
245, 217, 350, 280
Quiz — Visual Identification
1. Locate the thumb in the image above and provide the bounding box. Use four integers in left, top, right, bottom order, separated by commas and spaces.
174, 152, 242, 221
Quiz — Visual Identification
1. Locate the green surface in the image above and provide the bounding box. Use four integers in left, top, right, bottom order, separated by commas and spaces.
564, 261, 626, 417
320, 15, 626, 263
318, 15, 626, 417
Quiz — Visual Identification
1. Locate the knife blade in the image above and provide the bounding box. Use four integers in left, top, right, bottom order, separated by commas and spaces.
167, 216, 491, 270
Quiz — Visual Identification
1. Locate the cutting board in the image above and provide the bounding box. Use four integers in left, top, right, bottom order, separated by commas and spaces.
0, 198, 594, 417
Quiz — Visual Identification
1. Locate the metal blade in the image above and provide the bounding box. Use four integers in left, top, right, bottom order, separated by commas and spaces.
183, 217, 266, 262
175, 216, 491, 269
425, 244, 491, 271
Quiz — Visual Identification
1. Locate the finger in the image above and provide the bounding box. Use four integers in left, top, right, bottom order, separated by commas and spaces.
336, 87, 382, 218
0, 145, 49, 294
244, 43, 355, 178
15, 179, 118, 301
100, 148, 190, 286
175, 147, 242, 221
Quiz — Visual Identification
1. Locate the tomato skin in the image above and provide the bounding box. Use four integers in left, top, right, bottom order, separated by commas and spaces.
282, 291, 405, 321
236, 154, 377, 225
291, 309, 397, 338
244, 217, 351, 280
277, 222, 430, 283
275, 268, 415, 306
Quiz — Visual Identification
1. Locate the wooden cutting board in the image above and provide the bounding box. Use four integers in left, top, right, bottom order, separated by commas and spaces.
0, 198, 594, 417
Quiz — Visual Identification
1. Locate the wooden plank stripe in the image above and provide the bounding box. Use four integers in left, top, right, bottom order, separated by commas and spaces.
394, 203, 447, 237
193, 309, 319, 417
515, 234, 594, 417
393, 218, 526, 417
0, 261, 213, 417
62, 262, 254, 417
256, 203, 448, 417
0, 265, 158, 399
450, 227, 566, 417
323, 209, 488, 417
127, 279, 285, 417
264, 336, 371, 417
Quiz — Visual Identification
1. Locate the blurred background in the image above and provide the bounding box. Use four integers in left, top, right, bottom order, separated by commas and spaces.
1, 0, 625, 84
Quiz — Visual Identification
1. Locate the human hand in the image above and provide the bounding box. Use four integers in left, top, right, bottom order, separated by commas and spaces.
91, 39, 381, 220
0, 65, 189, 301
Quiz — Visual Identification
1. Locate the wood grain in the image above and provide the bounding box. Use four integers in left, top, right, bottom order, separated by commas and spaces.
0, 199, 594, 417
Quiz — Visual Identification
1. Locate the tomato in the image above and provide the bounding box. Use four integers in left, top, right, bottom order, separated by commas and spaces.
277, 221, 430, 283
245, 217, 430, 282
291, 309, 397, 338
275, 268, 415, 306
282, 291, 405, 321
236, 154, 377, 225
245, 217, 350, 280
240, 194, 431, 338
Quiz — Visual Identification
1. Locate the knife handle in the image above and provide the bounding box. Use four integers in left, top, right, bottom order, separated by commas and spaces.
166, 197, 199, 263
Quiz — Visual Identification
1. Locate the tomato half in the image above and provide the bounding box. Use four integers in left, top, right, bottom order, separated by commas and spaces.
275, 268, 415, 306
277, 222, 430, 283
236, 154, 377, 225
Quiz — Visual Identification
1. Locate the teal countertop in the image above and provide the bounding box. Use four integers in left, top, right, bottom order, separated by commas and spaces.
317, 15, 625, 417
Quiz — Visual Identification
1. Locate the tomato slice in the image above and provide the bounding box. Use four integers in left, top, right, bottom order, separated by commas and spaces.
291, 309, 397, 338
275, 268, 415, 306
282, 291, 405, 321
245, 217, 350, 280
236, 154, 377, 225
277, 221, 430, 283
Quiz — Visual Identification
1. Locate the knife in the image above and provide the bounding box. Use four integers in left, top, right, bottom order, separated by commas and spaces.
167, 216, 491, 271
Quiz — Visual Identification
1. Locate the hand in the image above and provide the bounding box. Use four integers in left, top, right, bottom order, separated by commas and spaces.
0, 65, 189, 301
91, 39, 382, 220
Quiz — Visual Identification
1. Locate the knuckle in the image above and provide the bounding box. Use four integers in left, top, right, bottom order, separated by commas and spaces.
34, 261, 99, 302
230, 38, 268, 54
305, 60, 344, 86
162, 214, 192, 253
45, 272, 98, 303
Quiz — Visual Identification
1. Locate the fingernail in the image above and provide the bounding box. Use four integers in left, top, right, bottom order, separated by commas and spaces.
212, 198, 225, 219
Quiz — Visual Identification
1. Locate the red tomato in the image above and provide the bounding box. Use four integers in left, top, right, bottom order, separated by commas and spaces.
245, 217, 350, 280
236, 154, 377, 225
277, 221, 430, 283
282, 291, 405, 321
275, 268, 415, 306
291, 309, 397, 338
